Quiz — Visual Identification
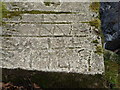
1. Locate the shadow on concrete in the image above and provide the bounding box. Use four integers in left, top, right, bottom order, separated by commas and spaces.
1, 68, 107, 88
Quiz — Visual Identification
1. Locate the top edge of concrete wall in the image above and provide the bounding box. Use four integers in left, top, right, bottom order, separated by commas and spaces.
2, 0, 120, 2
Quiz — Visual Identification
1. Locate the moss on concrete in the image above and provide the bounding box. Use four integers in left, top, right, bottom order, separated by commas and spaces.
89, 19, 101, 29
81, 19, 101, 30
2, 10, 77, 20
0, 2, 8, 17
91, 39, 99, 44
0, 2, 76, 22
44, 2, 51, 6
1, 1, 119, 89
89, 2, 100, 13
94, 45, 103, 55
0, 2, 8, 25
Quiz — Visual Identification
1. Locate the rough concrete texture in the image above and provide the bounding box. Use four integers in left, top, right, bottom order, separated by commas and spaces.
1, 2, 104, 74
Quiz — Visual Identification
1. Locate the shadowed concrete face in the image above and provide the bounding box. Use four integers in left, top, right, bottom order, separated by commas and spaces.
1, 2, 104, 74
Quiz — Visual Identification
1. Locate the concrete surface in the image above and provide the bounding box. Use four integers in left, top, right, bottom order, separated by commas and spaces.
1, 2, 104, 74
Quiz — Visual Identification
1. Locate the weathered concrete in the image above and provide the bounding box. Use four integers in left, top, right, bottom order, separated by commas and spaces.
1, 2, 104, 74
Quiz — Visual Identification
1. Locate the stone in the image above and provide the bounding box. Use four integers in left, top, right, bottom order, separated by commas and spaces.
1, 2, 104, 74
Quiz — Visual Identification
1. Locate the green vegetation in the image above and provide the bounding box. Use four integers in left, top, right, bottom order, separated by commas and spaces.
0, 2, 76, 26
91, 39, 99, 44
44, 0, 60, 6
81, 19, 101, 29
3, 10, 76, 19
104, 50, 120, 65
103, 50, 120, 88
1, 1, 120, 89
0, 2, 8, 17
89, 2, 105, 45
89, 2, 100, 13
44, 2, 51, 6
0, 2, 8, 25
104, 60, 119, 88
89, 2, 104, 56
94, 45, 103, 55
0, 4, 77, 24
43, 0, 52, 6
89, 19, 101, 29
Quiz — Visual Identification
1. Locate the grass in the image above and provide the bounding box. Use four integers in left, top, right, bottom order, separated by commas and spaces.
104, 59, 119, 88
105, 61, 119, 87
103, 47, 120, 88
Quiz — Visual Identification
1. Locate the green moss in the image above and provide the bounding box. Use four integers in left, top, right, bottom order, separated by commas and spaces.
89, 2, 105, 46
99, 30, 105, 46
91, 39, 99, 44
0, 2, 8, 25
44, 2, 51, 6
81, 19, 104, 46
0, 2, 76, 19
94, 45, 103, 55
0, 2, 8, 16
3, 10, 77, 19
81, 19, 101, 29
44, 0, 52, 6
89, 2, 100, 12
85, 2, 101, 33
43, 0, 60, 6
89, 19, 101, 29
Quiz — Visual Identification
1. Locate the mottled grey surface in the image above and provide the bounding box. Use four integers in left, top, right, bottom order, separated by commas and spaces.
1, 2, 104, 74
100, 2, 120, 41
